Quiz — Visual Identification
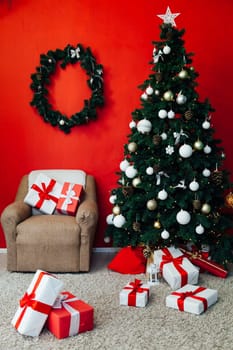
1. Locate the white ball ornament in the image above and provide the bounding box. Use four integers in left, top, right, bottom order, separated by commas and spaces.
128, 142, 137, 152
104, 236, 111, 243
168, 110, 175, 119
163, 45, 171, 54
204, 145, 212, 154
120, 159, 130, 171
195, 224, 205, 234
158, 109, 168, 119
163, 90, 174, 101
161, 229, 170, 239
146, 166, 154, 175
129, 120, 136, 129
106, 214, 114, 225
202, 168, 211, 177
158, 189, 168, 200
109, 195, 117, 204
125, 165, 138, 178
161, 132, 167, 140
137, 119, 152, 134
189, 180, 199, 192
179, 144, 193, 158
202, 120, 210, 129
146, 86, 153, 95
113, 214, 126, 228
155, 89, 160, 96
141, 92, 148, 100
176, 92, 187, 105
176, 209, 191, 225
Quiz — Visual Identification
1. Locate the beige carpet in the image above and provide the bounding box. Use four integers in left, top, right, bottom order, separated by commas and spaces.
0, 253, 233, 350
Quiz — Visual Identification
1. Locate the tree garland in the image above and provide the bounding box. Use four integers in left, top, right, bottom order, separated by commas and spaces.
30, 44, 104, 133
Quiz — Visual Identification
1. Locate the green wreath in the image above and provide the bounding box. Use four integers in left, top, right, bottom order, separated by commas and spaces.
30, 44, 104, 133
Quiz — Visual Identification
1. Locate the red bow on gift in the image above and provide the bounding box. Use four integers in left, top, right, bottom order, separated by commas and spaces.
20, 292, 36, 308
128, 279, 144, 293
32, 179, 58, 208
172, 287, 207, 312
160, 248, 188, 287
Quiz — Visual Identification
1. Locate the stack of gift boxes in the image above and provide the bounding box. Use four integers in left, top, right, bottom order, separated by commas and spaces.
24, 173, 83, 216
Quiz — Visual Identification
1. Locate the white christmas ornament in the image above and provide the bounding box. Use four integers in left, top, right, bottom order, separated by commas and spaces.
120, 159, 130, 171
202, 120, 210, 129
189, 180, 199, 192
125, 165, 138, 178
163, 45, 171, 55
106, 214, 114, 225
204, 145, 212, 154
158, 109, 168, 119
179, 144, 193, 158
137, 119, 152, 134
161, 132, 167, 140
104, 236, 111, 243
129, 120, 136, 129
146, 167, 154, 175
128, 142, 137, 152
202, 168, 211, 177
176, 92, 187, 105
158, 189, 168, 200
196, 224, 205, 234
168, 110, 175, 119
161, 229, 170, 239
141, 92, 148, 100
176, 209, 191, 225
113, 214, 126, 228
146, 86, 154, 95
109, 195, 117, 204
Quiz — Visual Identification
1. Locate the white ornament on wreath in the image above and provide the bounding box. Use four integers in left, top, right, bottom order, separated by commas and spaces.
137, 119, 152, 134
179, 144, 193, 158
176, 209, 191, 225
125, 165, 138, 178
161, 229, 170, 239
120, 159, 130, 171
158, 189, 168, 200
113, 214, 126, 228
158, 109, 168, 119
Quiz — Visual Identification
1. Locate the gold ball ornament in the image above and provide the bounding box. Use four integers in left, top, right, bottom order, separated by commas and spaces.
132, 177, 141, 187
201, 203, 211, 214
147, 199, 158, 211
194, 140, 204, 151
163, 90, 174, 101
225, 192, 233, 208
178, 69, 188, 79
128, 142, 137, 152
154, 220, 161, 229
112, 205, 121, 215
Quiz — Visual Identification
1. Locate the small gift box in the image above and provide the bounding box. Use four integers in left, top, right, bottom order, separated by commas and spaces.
11, 269, 63, 337
56, 182, 83, 216
179, 247, 228, 279
46, 291, 94, 339
120, 279, 151, 307
24, 173, 62, 214
154, 247, 199, 290
166, 284, 218, 315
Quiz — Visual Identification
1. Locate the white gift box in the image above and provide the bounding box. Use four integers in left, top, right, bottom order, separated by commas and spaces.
12, 269, 63, 337
154, 247, 199, 290
166, 284, 218, 315
120, 279, 151, 307
24, 173, 62, 214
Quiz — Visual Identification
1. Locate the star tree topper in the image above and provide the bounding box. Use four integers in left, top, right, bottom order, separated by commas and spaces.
157, 6, 180, 27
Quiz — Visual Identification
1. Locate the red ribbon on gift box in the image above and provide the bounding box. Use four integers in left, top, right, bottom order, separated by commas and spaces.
15, 271, 52, 330
171, 286, 208, 312
32, 179, 58, 209
179, 248, 228, 278
160, 248, 188, 287
123, 279, 149, 306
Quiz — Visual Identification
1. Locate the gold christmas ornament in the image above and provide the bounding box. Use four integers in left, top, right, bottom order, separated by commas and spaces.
194, 140, 204, 151
178, 69, 188, 79
112, 205, 121, 215
128, 142, 137, 152
201, 203, 211, 214
132, 177, 141, 187
225, 192, 233, 208
154, 220, 161, 229
163, 90, 174, 101
147, 199, 158, 211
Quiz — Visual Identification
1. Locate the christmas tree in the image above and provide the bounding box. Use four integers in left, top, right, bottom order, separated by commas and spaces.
105, 7, 233, 265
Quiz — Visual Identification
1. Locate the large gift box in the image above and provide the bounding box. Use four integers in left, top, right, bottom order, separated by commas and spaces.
166, 284, 218, 315
120, 279, 151, 307
56, 182, 83, 216
179, 247, 228, 278
11, 269, 63, 337
46, 291, 94, 339
24, 173, 62, 214
154, 247, 199, 290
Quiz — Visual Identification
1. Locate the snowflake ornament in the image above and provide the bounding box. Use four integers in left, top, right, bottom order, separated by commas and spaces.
166, 145, 174, 155
157, 6, 180, 27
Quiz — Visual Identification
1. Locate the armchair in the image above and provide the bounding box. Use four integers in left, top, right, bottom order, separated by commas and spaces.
1, 169, 98, 272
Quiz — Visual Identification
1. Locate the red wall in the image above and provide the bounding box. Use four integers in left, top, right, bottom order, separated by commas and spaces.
1, 0, 233, 248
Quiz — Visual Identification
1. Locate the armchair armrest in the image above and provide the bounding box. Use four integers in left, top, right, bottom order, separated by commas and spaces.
75, 198, 98, 229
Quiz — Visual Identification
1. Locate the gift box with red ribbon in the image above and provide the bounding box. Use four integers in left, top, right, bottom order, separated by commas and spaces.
56, 182, 83, 216
154, 247, 199, 290
24, 173, 62, 214
120, 279, 151, 307
166, 284, 218, 314
46, 291, 94, 339
11, 269, 63, 337
179, 247, 228, 278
